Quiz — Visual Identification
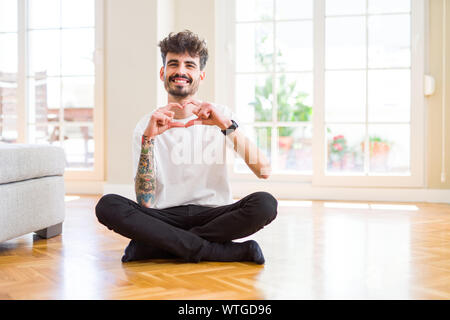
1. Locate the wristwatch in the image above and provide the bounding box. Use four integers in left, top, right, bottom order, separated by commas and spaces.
221, 119, 239, 135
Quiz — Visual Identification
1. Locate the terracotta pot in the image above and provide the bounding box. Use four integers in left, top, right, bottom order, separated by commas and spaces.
361, 141, 391, 156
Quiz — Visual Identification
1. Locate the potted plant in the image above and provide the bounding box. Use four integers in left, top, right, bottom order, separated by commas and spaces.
360, 136, 392, 169
328, 134, 349, 169
360, 136, 392, 155
250, 73, 312, 151
370, 136, 391, 157
277, 74, 312, 150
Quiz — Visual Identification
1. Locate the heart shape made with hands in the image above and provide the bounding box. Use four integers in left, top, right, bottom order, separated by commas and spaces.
181, 99, 224, 129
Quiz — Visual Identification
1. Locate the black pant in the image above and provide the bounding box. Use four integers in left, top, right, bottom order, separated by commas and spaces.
95, 191, 278, 262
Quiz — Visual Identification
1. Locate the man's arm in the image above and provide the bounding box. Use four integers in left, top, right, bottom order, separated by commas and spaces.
135, 135, 156, 207
225, 126, 272, 179
134, 103, 185, 207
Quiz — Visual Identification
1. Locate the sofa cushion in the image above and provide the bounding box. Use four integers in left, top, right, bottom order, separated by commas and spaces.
0, 143, 66, 184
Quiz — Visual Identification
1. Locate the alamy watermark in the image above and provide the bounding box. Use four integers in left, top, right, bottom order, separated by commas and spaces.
167, 125, 270, 168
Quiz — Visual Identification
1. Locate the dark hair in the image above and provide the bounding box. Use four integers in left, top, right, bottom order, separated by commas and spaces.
158, 30, 209, 70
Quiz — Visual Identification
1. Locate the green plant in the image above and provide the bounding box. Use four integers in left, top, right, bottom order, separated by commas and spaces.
249, 35, 312, 137
276, 74, 312, 136
369, 136, 390, 144
251, 76, 272, 122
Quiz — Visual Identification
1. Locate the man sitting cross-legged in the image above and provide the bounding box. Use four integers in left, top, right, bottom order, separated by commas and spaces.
95, 30, 278, 264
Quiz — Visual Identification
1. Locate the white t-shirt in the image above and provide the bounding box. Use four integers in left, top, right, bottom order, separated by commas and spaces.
132, 103, 237, 209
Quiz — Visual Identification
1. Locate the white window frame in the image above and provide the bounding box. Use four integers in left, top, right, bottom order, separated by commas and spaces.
14, 0, 104, 181
216, 0, 426, 188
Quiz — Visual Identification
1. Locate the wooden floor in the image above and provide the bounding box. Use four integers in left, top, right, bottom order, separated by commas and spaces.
1, 195, 450, 300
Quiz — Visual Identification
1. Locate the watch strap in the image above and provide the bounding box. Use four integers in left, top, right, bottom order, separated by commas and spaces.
221, 119, 238, 135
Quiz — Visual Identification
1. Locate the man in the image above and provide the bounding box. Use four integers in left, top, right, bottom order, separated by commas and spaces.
95, 30, 277, 264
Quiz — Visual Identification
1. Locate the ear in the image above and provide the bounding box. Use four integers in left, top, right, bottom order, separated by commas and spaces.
200, 71, 206, 81
159, 66, 165, 82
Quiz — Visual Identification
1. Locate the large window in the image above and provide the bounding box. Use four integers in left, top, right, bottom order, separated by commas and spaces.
0, 0, 103, 180
0, 0, 19, 143
218, 0, 425, 187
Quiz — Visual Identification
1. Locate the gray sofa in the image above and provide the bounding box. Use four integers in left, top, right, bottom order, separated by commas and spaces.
0, 143, 66, 242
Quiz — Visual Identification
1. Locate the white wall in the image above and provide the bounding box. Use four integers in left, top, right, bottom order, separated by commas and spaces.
156, 0, 175, 107
105, 0, 159, 185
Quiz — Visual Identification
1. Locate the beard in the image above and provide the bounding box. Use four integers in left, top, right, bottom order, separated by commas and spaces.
164, 74, 201, 98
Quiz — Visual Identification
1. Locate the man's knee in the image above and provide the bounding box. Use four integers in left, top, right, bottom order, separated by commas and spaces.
95, 193, 125, 224
248, 191, 278, 223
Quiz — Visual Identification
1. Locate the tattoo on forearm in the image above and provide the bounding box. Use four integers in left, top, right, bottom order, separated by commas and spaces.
135, 135, 156, 206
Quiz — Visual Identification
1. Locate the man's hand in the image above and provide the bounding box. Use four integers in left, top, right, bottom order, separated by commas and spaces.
144, 103, 186, 138
183, 99, 232, 130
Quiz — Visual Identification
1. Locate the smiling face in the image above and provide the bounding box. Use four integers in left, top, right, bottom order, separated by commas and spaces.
160, 52, 205, 98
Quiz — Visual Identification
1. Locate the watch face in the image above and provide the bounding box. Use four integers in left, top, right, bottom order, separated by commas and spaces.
222, 120, 238, 135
